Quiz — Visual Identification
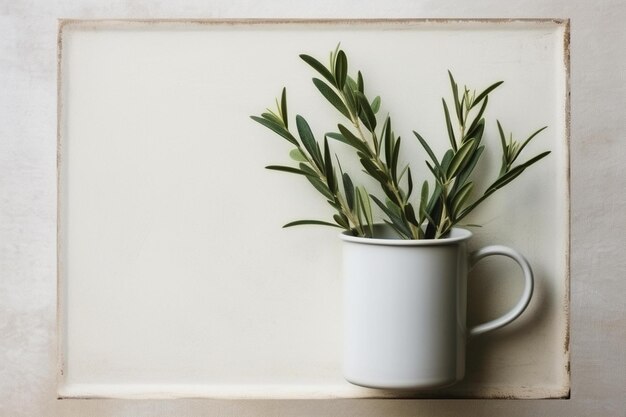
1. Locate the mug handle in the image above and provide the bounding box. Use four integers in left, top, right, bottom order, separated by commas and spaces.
468, 245, 534, 338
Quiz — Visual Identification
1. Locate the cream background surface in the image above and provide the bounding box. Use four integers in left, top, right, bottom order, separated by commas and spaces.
58, 20, 568, 399
1, 1, 625, 416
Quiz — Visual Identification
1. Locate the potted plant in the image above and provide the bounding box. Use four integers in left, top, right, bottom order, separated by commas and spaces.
251, 45, 549, 390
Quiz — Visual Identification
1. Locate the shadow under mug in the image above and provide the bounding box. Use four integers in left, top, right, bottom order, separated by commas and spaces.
340, 225, 533, 390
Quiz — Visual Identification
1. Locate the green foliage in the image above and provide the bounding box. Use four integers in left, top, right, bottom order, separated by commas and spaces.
251, 46, 551, 239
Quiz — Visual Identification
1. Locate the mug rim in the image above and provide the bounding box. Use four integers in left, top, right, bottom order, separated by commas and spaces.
339, 224, 473, 246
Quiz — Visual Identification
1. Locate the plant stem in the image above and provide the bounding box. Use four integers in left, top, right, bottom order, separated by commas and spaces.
296, 143, 364, 235
346, 106, 421, 239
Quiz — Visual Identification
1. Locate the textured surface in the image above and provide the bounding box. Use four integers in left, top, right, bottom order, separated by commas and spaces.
1, 0, 625, 416
57, 20, 568, 399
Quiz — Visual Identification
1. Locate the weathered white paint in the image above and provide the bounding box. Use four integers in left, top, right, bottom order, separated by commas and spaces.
0, 1, 624, 416
57, 19, 568, 399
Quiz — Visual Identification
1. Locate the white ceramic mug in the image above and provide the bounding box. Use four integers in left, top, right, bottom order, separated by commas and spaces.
340, 226, 534, 390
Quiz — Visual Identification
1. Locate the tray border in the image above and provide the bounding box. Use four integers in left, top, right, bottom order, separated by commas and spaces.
56, 18, 570, 400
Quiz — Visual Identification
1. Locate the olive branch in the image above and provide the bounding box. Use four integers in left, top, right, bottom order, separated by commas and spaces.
251, 45, 550, 239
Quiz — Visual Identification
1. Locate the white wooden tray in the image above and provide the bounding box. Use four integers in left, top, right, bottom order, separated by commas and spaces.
57, 19, 569, 399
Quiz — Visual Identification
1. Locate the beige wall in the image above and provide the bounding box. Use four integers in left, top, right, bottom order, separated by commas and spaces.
1, 0, 624, 416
